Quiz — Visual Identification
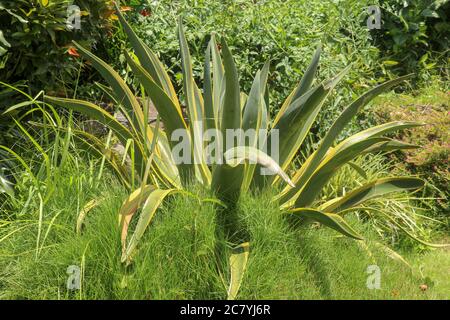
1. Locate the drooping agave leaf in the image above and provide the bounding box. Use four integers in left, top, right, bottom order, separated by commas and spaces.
76, 199, 99, 235
227, 242, 250, 300
289, 208, 363, 240
224, 147, 295, 188
71, 41, 145, 135
273, 45, 321, 126
320, 177, 425, 212
44, 97, 136, 146
122, 188, 176, 264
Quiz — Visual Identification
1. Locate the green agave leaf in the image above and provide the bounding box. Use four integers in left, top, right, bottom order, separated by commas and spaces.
122, 188, 176, 264
267, 65, 351, 183
227, 242, 250, 300
178, 18, 211, 185
224, 146, 295, 188
289, 208, 363, 240
241, 61, 270, 191
44, 96, 135, 145
361, 139, 419, 154
210, 34, 225, 130
211, 38, 244, 201
321, 177, 425, 212
203, 41, 215, 131
124, 52, 193, 183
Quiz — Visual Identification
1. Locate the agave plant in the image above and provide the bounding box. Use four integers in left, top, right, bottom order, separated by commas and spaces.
43, 5, 444, 298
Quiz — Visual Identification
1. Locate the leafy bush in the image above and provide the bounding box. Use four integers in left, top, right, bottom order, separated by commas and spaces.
0, 0, 115, 94
120, 0, 383, 138
372, 0, 450, 82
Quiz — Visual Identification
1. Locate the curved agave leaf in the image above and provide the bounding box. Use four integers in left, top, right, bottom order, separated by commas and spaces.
320, 177, 425, 212
292, 138, 388, 207
224, 146, 295, 188
121, 187, 177, 264
43, 97, 136, 146
335, 121, 423, 153
289, 208, 363, 240
71, 41, 145, 135
227, 242, 250, 300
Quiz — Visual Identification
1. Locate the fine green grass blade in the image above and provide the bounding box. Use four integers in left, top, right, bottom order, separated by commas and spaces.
320, 177, 425, 212
289, 208, 363, 240
227, 242, 250, 300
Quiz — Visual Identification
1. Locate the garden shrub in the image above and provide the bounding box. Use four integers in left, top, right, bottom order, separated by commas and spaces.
372, 0, 450, 83
0, 0, 116, 94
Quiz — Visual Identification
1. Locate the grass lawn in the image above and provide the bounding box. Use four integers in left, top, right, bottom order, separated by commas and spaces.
0, 167, 448, 300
